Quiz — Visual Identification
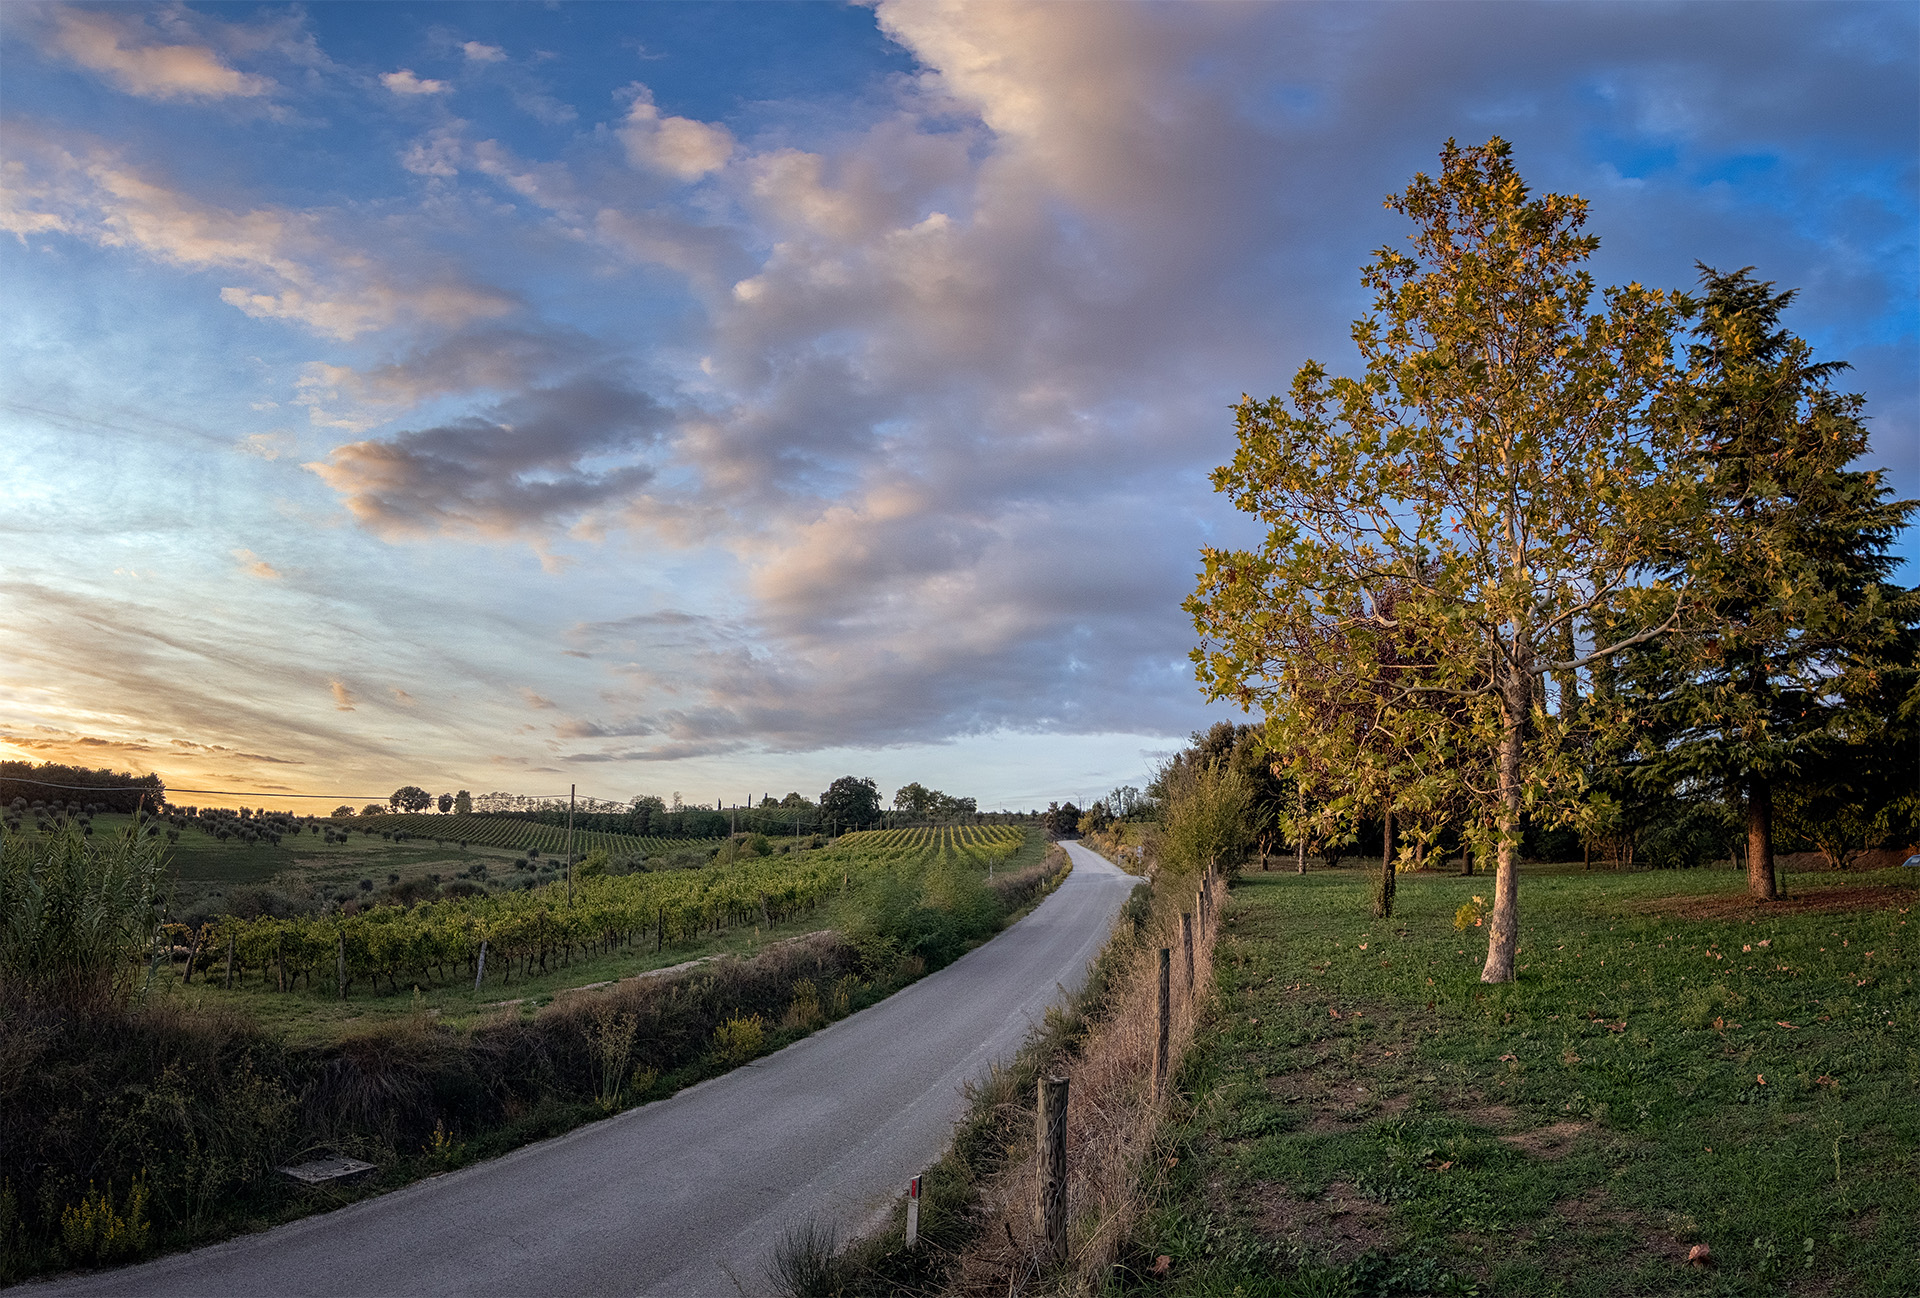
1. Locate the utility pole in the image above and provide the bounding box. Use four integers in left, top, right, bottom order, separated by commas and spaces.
565, 783, 576, 906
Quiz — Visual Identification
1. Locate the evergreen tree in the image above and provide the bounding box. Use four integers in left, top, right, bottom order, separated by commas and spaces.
1641, 266, 1917, 898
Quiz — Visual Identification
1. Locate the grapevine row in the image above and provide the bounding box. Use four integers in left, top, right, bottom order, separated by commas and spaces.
173, 828, 1036, 997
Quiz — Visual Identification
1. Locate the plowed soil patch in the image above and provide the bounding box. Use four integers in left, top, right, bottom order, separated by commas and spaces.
1638, 884, 1915, 922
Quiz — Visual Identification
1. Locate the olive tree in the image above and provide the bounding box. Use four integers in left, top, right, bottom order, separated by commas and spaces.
1188, 138, 1691, 982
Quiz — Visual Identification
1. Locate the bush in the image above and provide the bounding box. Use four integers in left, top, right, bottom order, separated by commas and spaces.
712, 1013, 766, 1066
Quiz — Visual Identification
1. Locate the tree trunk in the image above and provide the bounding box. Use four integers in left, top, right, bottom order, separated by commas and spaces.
1747, 774, 1777, 901
1481, 666, 1527, 983
1295, 834, 1306, 874
1372, 797, 1396, 919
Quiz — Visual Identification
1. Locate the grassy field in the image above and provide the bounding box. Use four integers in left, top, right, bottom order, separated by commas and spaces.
1126, 861, 1919, 1297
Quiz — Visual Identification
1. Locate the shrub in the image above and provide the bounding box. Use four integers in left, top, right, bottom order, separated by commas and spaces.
59, 1180, 150, 1264
713, 1013, 766, 1066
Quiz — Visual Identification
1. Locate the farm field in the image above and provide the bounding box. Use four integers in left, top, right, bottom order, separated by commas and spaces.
1127, 861, 1919, 1297
49, 812, 725, 916
148, 820, 1041, 1043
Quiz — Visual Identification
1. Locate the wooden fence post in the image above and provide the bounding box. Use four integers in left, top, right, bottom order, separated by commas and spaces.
656, 906, 665, 953
474, 939, 489, 991
1181, 912, 1195, 992
181, 928, 203, 985
1154, 948, 1171, 1097
1035, 1075, 1069, 1263
335, 933, 346, 1000
223, 933, 235, 989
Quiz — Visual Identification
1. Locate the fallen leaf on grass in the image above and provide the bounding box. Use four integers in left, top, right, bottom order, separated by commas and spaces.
1498, 1053, 1517, 1062
1775, 1021, 1797, 1030
1756, 1074, 1766, 1085
1688, 1243, 1712, 1267
1815, 1075, 1836, 1087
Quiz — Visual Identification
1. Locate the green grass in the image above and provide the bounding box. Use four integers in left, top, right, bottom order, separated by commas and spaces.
1126, 861, 1920, 1298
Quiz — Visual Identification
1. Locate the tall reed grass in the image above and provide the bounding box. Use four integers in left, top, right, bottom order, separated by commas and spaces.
0, 817, 167, 1009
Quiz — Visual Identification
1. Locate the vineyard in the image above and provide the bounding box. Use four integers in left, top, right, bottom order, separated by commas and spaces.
171, 824, 1039, 999
831, 824, 1025, 860
346, 813, 716, 859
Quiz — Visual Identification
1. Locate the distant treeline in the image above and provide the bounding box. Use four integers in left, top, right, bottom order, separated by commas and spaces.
0, 762, 166, 815
481, 805, 810, 839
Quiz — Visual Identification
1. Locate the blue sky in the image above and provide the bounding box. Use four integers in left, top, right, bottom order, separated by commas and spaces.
2, 1, 1914, 812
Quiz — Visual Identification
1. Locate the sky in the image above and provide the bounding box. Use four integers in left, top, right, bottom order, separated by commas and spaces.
2, 1, 1915, 814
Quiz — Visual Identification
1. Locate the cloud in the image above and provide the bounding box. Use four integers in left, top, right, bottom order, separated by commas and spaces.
401, 122, 465, 178
330, 680, 356, 711
2, 126, 515, 339
618, 85, 734, 181
304, 377, 672, 539
232, 548, 281, 580
235, 431, 295, 460
390, 687, 416, 705
513, 0, 1913, 761
37, 6, 273, 101
462, 42, 506, 64
520, 689, 556, 709
382, 68, 450, 96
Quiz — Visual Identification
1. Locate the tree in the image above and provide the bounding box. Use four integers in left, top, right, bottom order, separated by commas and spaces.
1157, 756, 1256, 874
332, 805, 354, 818
389, 786, 432, 815
819, 776, 882, 830
1189, 138, 1688, 982
1043, 801, 1082, 839
454, 790, 472, 815
1635, 266, 1918, 899
893, 782, 933, 817
928, 791, 978, 819
359, 804, 385, 817
437, 792, 454, 814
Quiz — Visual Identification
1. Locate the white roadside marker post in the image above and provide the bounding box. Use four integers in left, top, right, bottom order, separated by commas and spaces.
906, 1175, 921, 1248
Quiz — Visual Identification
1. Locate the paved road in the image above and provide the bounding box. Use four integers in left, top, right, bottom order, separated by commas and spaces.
35, 842, 1137, 1298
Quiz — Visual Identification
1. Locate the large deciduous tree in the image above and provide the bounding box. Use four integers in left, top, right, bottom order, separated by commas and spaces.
389, 786, 433, 815
819, 775, 883, 830
1637, 266, 1918, 899
1189, 138, 1690, 982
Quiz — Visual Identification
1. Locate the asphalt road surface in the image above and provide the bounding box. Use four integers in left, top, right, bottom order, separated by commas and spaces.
35, 841, 1138, 1298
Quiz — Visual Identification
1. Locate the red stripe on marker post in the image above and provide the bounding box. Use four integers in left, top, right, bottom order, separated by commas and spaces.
906, 1175, 921, 1248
